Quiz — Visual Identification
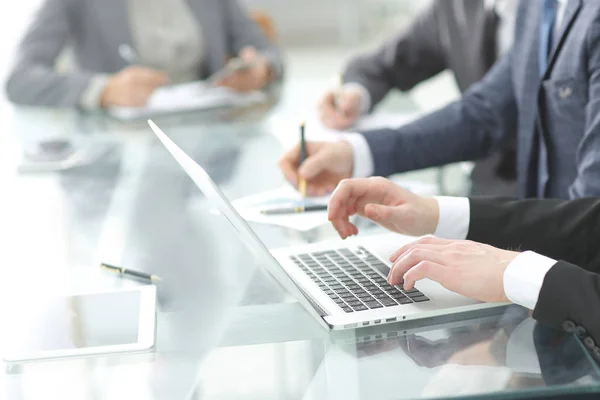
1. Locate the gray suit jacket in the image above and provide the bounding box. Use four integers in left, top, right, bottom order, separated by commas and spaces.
4, 0, 283, 107
362, 0, 600, 200
344, 0, 517, 196
344, 0, 497, 109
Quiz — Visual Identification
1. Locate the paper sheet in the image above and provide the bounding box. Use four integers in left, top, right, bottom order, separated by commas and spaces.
232, 179, 438, 232
108, 81, 266, 121
269, 112, 420, 149
232, 186, 330, 232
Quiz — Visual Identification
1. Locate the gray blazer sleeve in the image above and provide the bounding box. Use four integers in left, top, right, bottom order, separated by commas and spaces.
343, 2, 446, 110
4, 0, 94, 107
362, 52, 517, 177
569, 11, 600, 198
223, 0, 285, 79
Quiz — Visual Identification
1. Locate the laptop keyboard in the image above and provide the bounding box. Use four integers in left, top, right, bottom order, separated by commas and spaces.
290, 247, 429, 313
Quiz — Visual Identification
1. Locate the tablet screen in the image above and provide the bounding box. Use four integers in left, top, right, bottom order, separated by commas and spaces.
8, 291, 142, 353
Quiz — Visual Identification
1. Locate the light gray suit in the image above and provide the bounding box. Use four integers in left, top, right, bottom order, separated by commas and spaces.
344, 0, 518, 197
362, 0, 600, 200
4, 0, 283, 107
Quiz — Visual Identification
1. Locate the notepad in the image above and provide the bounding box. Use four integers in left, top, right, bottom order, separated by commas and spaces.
107, 81, 267, 121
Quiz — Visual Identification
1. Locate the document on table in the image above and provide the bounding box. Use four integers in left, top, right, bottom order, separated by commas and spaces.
232, 186, 330, 232
269, 112, 419, 149
232, 179, 437, 232
107, 81, 267, 121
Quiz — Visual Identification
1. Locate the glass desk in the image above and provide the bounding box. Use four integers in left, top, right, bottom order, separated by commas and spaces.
1, 99, 599, 400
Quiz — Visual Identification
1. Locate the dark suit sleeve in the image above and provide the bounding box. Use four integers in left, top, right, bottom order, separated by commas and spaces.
361, 50, 517, 178
534, 261, 600, 348
343, 2, 447, 109
467, 197, 600, 269
466, 197, 600, 345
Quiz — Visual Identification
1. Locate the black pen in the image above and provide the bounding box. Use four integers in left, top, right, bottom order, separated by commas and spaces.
100, 263, 162, 282
260, 204, 327, 215
298, 121, 307, 198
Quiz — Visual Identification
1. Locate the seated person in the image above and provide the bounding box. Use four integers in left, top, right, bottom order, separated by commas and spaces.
5, 0, 283, 108
317, 0, 519, 195
281, 1, 600, 200
327, 177, 600, 356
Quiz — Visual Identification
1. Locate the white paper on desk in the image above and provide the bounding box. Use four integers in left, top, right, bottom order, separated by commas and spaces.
232, 186, 330, 231
108, 81, 266, 121
269, 112, 419, 149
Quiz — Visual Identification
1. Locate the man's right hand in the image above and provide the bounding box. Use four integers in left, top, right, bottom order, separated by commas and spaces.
278, 141, 354, 196
328, 177, 440, 239
100, 66, 169, 107
318, 87, 364, 130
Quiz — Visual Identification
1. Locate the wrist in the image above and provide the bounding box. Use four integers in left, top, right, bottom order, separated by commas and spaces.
424, 197, 440, 235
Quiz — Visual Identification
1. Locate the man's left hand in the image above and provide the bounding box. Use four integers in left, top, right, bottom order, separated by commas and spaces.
387, 237, 519, 304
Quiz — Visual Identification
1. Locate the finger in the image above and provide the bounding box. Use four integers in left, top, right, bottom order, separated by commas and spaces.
389, 237, 456, 263
403, 261, 447, 290
388, 248, 447, 285
278, 145, 301, 187
330, 217, 358, 239
328, 178, 371, 221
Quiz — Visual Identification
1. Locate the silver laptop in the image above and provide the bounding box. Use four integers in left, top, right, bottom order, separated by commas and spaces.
149, 120, 507, 331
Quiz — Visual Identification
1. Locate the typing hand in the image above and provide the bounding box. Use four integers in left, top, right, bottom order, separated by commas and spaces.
388, 237, 518, 303
328, 177, 439, 239
278, 141, 354, 197
100, 66, 169, 107
318, 86, 363, 130
214, 47, 272, 92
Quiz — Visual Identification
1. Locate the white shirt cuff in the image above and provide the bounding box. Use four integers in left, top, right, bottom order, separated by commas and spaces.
433, 196, 470, 239
343, 82, 371, 115
503, 251, 557, 310
341, 133, 374, 178
80, 74, 110, 110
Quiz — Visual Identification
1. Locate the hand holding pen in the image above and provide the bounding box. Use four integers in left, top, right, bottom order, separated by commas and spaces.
99, 44, 169, 108
318, 73, 364, 130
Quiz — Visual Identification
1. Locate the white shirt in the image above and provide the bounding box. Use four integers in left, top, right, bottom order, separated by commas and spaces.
433, 196, 557, 311
344, 0, 569, 178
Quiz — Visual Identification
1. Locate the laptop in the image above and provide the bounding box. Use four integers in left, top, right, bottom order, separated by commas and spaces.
148, 120, 507, 331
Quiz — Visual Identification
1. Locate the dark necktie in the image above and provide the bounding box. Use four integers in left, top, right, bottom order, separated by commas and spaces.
537, 0, 558, 197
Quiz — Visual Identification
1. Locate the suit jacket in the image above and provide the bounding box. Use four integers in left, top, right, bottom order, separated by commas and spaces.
343, 0, 498, 108
343, 0, 518, 197
4, 0, 283, 107
362, 0, 600, 199
466, 196, 600, 359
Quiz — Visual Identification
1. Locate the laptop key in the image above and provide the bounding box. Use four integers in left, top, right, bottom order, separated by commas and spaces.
353, 304, 368, 311
412, 296, 430, 302
374, 293, 390, 299
407, 291, 424, 298
380, 297, 398, 307
341, 306, 353, 313
365, 301, 383, 309
347, 300, 363, 307
398, 297, 413, 305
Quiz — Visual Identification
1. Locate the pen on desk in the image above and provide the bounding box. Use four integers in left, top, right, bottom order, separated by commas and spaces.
298, 121, 307, 198
260, 204, 328, 215
100, 263, 162, 282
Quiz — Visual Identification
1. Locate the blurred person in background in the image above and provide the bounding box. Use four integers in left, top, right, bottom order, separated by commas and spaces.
4, 0, 283, 109
318, 0, 519, 196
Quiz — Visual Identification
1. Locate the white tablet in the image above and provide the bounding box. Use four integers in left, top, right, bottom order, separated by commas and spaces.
3, 286, 156, 363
